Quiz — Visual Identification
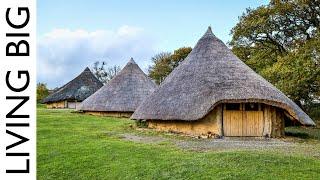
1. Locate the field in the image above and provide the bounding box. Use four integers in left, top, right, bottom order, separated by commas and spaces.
37, 105, 320, 179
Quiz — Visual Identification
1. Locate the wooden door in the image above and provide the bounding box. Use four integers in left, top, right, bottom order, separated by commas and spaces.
242, 111, 264, 136
223, 103, 264, 137
223, 110, 243, 136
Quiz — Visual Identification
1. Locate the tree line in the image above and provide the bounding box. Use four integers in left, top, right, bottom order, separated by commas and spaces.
38, 0, 320, 112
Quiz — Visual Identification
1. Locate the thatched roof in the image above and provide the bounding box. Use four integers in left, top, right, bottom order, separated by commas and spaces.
79, 58, 157, 112
132, 27, 315, 126
42, 67, 103, 103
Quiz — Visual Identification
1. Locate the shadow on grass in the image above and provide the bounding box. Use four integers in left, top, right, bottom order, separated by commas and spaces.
285, 131, 310, 139
285, 125, 320, 140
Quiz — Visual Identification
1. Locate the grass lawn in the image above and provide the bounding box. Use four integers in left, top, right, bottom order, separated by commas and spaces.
37, 105, 320, 179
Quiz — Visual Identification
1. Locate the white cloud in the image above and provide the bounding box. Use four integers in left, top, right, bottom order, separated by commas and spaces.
37, 25, 156, 88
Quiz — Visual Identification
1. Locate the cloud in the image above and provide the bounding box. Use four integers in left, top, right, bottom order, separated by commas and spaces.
37, 25, 156, 88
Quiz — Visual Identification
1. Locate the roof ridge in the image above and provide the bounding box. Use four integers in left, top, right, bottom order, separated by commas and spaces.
128, 57, 136, 64
202, 26, 215, 38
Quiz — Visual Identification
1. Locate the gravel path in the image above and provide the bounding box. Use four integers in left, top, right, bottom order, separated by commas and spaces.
174, 138, 296, 151
121, 133, 299, 151
121, 133, 166, 144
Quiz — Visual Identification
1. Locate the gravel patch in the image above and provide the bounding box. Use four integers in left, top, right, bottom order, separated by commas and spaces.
122, 133, 295, 150
121, 133, 166, 144
174, 137, 296, 151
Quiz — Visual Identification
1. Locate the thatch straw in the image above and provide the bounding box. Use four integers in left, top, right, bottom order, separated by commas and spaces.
42, 67, 103, 103
79, 58, 157, 112
131, 27, 315, 126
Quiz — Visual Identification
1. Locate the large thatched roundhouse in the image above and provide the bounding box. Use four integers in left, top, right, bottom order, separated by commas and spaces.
42, 67, 103, 109
131, 27, 315, 138
79, 58, 157, 118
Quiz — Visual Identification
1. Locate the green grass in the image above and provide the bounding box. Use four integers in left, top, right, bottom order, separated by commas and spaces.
37, 106, 320, 179
286, 126, 320, 140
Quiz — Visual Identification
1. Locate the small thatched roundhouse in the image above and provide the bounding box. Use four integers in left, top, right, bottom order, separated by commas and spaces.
131, 27, 315, 137
42, 67, 103, 109
79, 58, 157, 118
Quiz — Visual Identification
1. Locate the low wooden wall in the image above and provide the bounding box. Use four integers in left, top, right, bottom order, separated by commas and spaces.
147, 104, 285, 138
46, 101, 66, 109
84, 111, 133, 118
148, 105, 223, 137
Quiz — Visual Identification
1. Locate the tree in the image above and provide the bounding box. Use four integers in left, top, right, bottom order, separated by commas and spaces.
171, 47, 193, 68
148, 52, 172, 84
37, 83, 49, 103
263, 36, 320, 105
230, 0, 320, 106
91, 61, 121, 84
148, 47, 192, 84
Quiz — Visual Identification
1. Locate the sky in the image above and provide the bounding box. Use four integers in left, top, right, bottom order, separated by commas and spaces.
37, 0, 269, 88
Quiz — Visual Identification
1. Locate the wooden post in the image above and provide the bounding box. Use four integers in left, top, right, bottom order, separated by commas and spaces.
275, 110, 285, 137
263, 105, 272, 137
216, 104, 223, 136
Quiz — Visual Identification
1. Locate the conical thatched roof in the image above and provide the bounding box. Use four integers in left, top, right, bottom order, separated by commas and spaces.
79, 58, 157, 112
132, 27, 315, 126
42, 67, 103, 103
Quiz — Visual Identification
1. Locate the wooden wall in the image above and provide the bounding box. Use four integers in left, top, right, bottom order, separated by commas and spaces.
84, 111, 133, 118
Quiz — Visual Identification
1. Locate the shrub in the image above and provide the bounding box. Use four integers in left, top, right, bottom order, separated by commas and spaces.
135, 120, 148, 128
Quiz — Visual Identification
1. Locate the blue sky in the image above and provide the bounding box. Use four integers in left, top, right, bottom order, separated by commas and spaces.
37, 0, 269, 88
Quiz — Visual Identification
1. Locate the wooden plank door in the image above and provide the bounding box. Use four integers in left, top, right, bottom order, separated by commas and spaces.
223, 103, 264, 137
242, 111, 264, 136
223, 110, 243, 136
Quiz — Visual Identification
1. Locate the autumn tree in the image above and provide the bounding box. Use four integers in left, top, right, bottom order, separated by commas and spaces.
148, 47, 192, 84
230, 0, 320, 106
37, 83, 49, 103
91, 61, 121, 84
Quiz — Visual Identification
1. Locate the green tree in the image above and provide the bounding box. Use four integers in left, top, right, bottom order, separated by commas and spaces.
263, 36, 320, 106
37, 83, 49, 103
230, 0, 320, 106
171, 47, 193, 68
148, 47, 192, 84
148, 52, 172, 84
